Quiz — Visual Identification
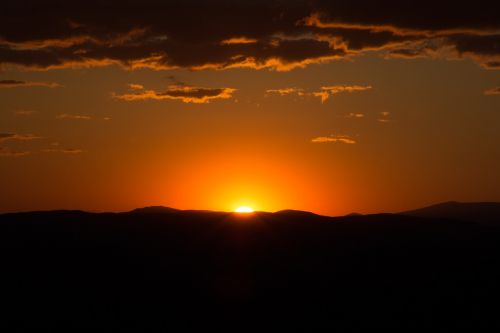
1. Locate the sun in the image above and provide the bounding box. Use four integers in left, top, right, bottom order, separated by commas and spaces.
235, 206, 254, 213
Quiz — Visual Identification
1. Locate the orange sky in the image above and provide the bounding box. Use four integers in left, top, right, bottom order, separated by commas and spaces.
1, 1, 499, 215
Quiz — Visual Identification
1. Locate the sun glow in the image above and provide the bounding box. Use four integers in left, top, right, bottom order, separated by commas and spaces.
235, 206, 254, 213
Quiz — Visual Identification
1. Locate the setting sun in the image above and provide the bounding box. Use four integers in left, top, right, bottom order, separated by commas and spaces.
235, 206, 254, 213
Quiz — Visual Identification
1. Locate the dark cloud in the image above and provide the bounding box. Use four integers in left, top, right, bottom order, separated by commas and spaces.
310, 1, 499, 32
0, 1, 498, 71
484, 87, 500, 96
483, 61, 500, 70
0, 79, 61, 88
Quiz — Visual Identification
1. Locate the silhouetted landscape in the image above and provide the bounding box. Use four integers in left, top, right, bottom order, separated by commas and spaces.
1, 202, 500, 331
2, 1, 500, 331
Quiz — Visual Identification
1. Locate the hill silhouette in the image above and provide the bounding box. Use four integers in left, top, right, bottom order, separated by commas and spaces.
0, 204, 499, 331
402, 201, 500, 224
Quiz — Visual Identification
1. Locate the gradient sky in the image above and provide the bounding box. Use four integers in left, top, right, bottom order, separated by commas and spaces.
1, 1, 499, 215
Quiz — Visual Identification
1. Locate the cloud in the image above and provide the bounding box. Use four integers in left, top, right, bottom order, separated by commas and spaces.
42, 148, 84, 154
14, 109, 36, 116
312, 91, 330, 104
0, 133, 41, 142
0, 79, 62, 88
62, 148, 84, 154
345, 113, 364, 118
128, 83, 144, 90
321, 85, 373, 94
113, 85, 236, 104
483, 61, 500, 70
311, 135, 356, 144
266, 88, 305, 96
0, 1, 498, 71
56, 113, 91, 120
221, 37, 258, 45
267, 84, 371, 102
0, 147, 31, 157
378, 111, 392, 123
484, 87, 500, 95
313, 85, 372, 103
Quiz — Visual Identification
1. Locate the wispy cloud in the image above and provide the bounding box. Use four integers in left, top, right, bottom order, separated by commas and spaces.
56, 114, 91, 120
484, 87, 500, 95
0, 133, 41, 142
61, 148, 84, 154
267, 85, 372, 103
378, 111, 392, 123
14, 109, 36, 116
312, 91, 330, 104
311, 135, 356, 144
0, 79, 62, 88
113, 85, 237, 104
42, 148, 84, 154
313, 85, 373, 103
345, 113, 365, 118
0, 147, 31, 157
128, 83, 144, 90
266, 88, 305, 96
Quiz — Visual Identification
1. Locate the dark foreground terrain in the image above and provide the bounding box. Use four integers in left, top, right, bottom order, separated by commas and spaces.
1, 202, 500, 331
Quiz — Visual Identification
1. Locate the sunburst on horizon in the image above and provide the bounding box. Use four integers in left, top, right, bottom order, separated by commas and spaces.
235, 206, 254, 213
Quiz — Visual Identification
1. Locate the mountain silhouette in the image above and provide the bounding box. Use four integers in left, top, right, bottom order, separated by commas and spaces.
401, 201, 500, 224
129, 205, 181, 214
0, 203, 499, 331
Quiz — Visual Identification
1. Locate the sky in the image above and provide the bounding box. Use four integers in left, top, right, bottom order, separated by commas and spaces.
0, 0, 499, 215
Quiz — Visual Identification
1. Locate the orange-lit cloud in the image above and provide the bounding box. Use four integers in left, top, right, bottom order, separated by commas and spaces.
56, 114, 92, 120
303, 9, 500, 70
128, 83, 144, 90
0, 79, 61, 88
312, 91, 330, 104
113, 85, 236, 104
0, 133, 41, 142
311, 135, 356, 144
267, 85, 371, 102
302, 13, 431, 37
345, 113, 365, 118
266, 88, 305, 96
313, 85, 372, 103
321, 85, 373, 94
221, 37, 258, 45
484, 87, 500, 95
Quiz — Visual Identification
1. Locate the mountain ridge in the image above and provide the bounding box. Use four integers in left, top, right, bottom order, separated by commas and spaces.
401, 201, 500, 224
2, 201, 499, 225
0, 201, 499, 330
